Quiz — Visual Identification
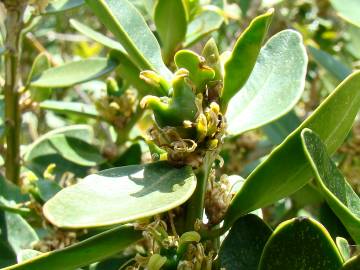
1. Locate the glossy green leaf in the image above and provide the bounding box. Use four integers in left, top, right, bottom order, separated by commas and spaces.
329, 0, 360, 27
301, 129, 360, 244
342, 255, 360, 270
308, 46, 351, 81
258, 217, 343, 270
219, 214, 272, 270
30, 58, 118, 88
224, 71, 360, 228
226, 30, 307, 135
43, 162, 196, 228
70, 19, 125, 53
336, 237, 351, 261
85, 0, 172, 80
184, 10, 223, 47
24, 125, 93, 162
26, 53, 52, 102
40, 100, 99, 119
48, 135, 105, 167
221, 10, 273, 107
43, 0, 85, 14
2, 225, 141, 270
154, 0, 188, 63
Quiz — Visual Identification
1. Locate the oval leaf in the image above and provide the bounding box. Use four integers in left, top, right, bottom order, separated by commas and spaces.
184, 10, 223, 47
85, 0, 172, 80
40, 100, 99, 119
308, 46, 351, 81
70, 19, 125, 52
224, 71, 360, 228
48, 135, 105, 167
43, 0, 85, 14
154, 0, 188, 63
24, 125, 93, 162
43, 162, 196, 228
226, 29, 307, 135
301, 129, 360, 244
221, 10, 273, 108
30, 58, 118, 88
2, 225, 141, 270
219, 214, 272, 270
258, 217, 343, 270
330, 0, 360, 27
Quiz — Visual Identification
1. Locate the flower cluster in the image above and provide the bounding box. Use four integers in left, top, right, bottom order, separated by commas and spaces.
141, 40, 226, 168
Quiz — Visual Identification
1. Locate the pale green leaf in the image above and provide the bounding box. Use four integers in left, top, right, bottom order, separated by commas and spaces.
30, 58, 118, 88
226, 30, 307, 135
43, 0, 85, 14
43, 162, 196, 228
70, 19, 125, 53
85, 0, 172, 80
40, 100, 99, 119
330, 0, 360, 27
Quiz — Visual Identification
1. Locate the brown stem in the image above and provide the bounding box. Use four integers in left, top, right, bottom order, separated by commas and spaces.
3, 0, 27, 185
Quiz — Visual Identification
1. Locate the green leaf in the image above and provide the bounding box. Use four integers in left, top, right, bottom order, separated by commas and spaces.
48, 135, 105, 167
24, 125, 93, 162
336, 237, 351, 261
224, 71, 360, 228
329, 0, 360, 27
219, 214, 272, 270
154, 0, 188, 63
258, 217, 343, 270
2, 225, 142, 270
184, 10, 223, 47
26, 53, 52, 102
221, 10, 273, 108
43, 0, 85, 14
30, 58, 118, 88
342, 255, 360, 270
43, 162, 196, 228
301, 129, 360, 244
40, 100, 99, 119
226, 29, 307, 135
70, 19, 125, 52
308, 46, 351, 81
109, 50, 159, 96
85, 0, 172, 80
262, 110, 301, 145
36, 179, 62, 202
0, 200, 39, 268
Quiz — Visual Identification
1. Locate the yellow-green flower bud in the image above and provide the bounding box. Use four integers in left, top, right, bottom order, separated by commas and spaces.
174, 50, 215, 92
141, 69, 198, 127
